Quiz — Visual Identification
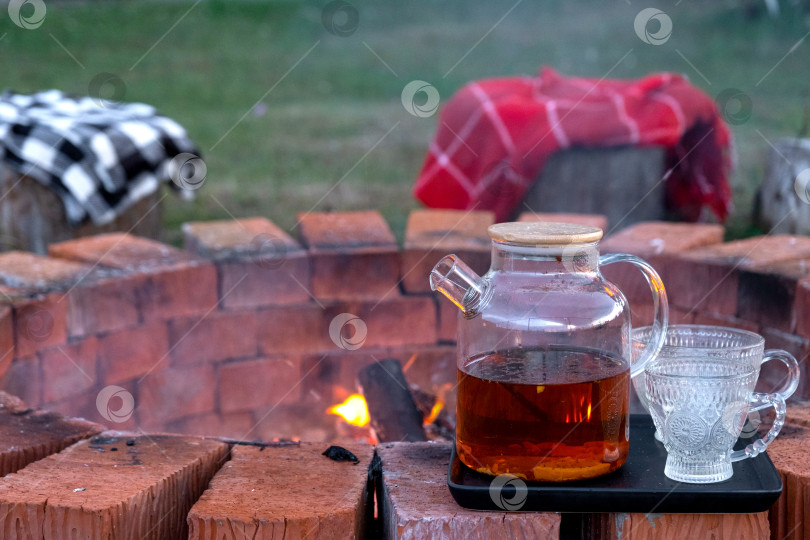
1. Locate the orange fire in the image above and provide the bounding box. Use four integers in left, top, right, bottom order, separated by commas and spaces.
424, 382, 453, 425
327, 394, 370, 427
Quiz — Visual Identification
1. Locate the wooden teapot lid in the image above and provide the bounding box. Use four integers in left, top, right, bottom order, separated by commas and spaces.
487, 221, 603, 245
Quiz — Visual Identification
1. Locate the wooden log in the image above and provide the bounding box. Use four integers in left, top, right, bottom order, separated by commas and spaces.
358, 358, 427, 442
521, 145, 667, 229
0, 168, 163, 255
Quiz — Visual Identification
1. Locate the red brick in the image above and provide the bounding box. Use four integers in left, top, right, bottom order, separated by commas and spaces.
737, 260, 810, 333
219, 256, 311, 309
310, 248, 400, 301
786, 402, 810, 429
402, 209, 494, 293
0, 432, 228, 539
792, 278, 810, 340
0, 306, 13, 379
600, 222, 723, 307
665, 254, 739, 315
139, 264, 218, 322
187, 442, 373, 539
437, 292, 458, 342
298, 210, 396, 249
687, 235, 810, 266
65, 274, 143, 337
258, 303, 332, 355
49, 232, 201, 272
601, 221, 724, 259
183, 217, 303, 260
759, 328, 810, 401
0, 251, 91, 292
518, 211, 608, 231
39, 337, 98, 403
168, 310, 257, 366
12, 293, 68, 357
98, 322, 169, 384
218, 356, 301, 413
0, 356, 41, 406
362, 296, 437, 348
0, 393, 103, 477
56, 380, 138, 431
666, 236, 810, 319
258, 297, 437, 356
136, 365, 215, 429
167, 411, 254, 439
379, 443, 561, 538
44, 390, 112, 429
298, 211, 401, 301
691, 311, 759, 333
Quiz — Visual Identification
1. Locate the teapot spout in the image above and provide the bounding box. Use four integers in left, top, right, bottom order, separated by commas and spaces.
430, 255, 491, 318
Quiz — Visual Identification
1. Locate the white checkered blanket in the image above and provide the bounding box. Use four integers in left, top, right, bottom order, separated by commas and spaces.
0, 89, 199, 226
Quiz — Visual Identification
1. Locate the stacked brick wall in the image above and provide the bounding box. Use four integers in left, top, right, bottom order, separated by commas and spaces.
0, 210, 809, 538
0, 210, 808, 441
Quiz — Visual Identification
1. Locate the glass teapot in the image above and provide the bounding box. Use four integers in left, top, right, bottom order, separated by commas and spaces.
430, 222, 668, 482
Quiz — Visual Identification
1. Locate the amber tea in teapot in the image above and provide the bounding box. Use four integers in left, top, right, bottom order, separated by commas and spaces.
431, 222, 669, 483
457, 346, 629, 482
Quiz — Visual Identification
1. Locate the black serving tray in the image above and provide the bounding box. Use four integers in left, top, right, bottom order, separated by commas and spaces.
448, 414, 782, 513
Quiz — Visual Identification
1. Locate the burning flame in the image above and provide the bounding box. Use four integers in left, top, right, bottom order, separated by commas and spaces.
424, 382, 453, 425
327, 394, 370, 427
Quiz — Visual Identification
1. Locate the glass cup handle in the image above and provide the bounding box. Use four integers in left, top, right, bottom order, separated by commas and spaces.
599, 253, 669, 378
761, 349, 800, 400
730, 392, 787, 462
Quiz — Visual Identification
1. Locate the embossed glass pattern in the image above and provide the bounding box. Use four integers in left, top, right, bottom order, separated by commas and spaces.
645, 347, 798, 483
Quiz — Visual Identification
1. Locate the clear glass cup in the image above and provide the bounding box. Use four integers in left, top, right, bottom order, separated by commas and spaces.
632, 325, 799, 441
645, 348, 800, 483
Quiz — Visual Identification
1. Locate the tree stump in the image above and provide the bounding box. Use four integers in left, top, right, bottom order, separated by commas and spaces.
0, 167, 163, 255
757, 137, 810, 235
521, 145, 667, 230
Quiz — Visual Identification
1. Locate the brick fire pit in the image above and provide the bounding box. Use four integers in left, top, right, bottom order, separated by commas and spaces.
0, 209, 808, 538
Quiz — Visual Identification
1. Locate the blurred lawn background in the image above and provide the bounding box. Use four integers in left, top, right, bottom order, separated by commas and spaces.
1, 0, 809, 243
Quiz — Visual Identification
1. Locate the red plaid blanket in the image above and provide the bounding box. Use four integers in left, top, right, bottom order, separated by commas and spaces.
413, 68, 733, 222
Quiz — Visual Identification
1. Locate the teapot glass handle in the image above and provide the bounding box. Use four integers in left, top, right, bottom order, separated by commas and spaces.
599, 253, 669, 378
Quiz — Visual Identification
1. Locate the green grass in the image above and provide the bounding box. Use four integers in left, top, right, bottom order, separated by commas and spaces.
1, 0, 808, 243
